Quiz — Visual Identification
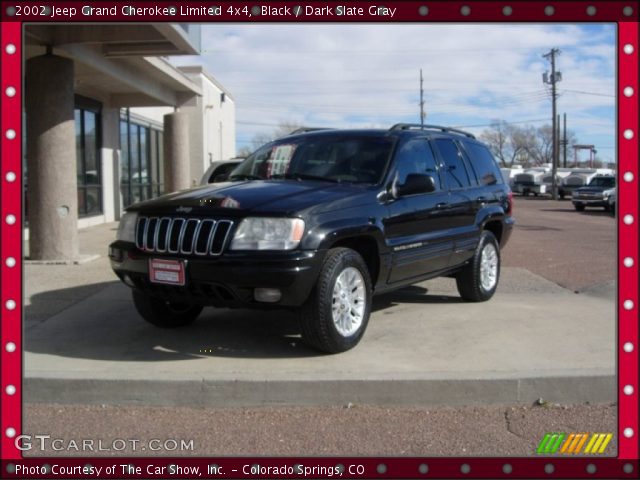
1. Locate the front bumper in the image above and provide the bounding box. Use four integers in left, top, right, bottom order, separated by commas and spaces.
109, 241, 325, 308
572, 197, 607, 207
501, 216, 515, 247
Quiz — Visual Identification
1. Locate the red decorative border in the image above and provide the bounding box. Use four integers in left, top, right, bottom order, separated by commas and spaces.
618, 19, 639, 463
1, 17, 22, 463
1, 2, 638, 478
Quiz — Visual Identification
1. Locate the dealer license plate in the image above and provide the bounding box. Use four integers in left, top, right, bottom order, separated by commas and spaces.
148, 259, 185, 286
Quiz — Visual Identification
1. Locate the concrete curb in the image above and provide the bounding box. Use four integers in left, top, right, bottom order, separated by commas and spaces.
24, 254, 101, 265
25, 375, 615, 407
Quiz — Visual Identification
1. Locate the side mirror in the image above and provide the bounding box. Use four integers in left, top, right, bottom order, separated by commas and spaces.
213, 173, 229, 183
396, 174, 436, 196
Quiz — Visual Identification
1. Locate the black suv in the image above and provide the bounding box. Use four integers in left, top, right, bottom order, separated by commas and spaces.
110, 124, 514, 353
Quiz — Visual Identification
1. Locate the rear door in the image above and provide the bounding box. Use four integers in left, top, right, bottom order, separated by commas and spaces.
384, 138, 452, 284
431, 137, 478, 264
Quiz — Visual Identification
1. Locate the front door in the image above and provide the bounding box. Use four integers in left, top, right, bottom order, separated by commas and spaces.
384, 138, 453, 284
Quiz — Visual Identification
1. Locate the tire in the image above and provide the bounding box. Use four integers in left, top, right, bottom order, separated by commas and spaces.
297, 247, 372, 353
132, 289, 203, 328
456, 231, 501, 302
559, 192, 565, 200
574, 204, 585, 212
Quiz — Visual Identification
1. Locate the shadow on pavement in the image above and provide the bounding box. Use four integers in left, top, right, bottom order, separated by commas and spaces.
25, 282, 460, 361
539, 208, 613, 217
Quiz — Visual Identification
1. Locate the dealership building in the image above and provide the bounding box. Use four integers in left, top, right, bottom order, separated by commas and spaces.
23, 24, 235, 261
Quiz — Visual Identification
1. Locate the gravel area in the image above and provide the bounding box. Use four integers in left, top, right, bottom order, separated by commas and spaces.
24, 402, 616, 457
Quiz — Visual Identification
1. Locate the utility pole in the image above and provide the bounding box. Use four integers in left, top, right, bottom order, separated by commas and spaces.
563, 113, 567, 168
543, 48, 561, 199
557, 113, 560, 171
419, 69, 425, 126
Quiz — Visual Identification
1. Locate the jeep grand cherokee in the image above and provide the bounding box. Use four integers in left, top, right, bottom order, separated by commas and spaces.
110, 124, 514, 353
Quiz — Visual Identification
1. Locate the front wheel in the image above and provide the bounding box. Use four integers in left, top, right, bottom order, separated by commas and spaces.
132, 289, 203, 328
297, 248, 372, 353
456, 231, 501, 302
574, 204, 585, 212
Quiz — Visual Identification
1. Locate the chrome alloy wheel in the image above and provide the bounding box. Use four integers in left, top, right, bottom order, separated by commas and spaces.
480, 243, 499, 291
331, 267, 366, 337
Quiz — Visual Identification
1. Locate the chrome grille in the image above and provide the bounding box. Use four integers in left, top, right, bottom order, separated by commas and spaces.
135, 216, 233, 256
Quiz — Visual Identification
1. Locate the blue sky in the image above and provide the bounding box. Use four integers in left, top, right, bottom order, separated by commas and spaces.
170, 23, 616, 163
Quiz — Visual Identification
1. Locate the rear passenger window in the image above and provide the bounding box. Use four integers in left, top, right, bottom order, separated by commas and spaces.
463, 142, 504, 186
434, 139, 471, 189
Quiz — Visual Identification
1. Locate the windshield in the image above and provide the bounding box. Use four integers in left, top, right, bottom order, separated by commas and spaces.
229, 135, 394, 184
588, 177, 615, 188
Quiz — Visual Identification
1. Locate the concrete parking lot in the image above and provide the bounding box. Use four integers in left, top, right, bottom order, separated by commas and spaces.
22, 197, 617, 456
23, 197, 616, 406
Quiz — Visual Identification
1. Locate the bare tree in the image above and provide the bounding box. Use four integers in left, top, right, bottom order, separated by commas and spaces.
238, 121, 305, 157
479, 120, 509, 166
480, 121, 535, 167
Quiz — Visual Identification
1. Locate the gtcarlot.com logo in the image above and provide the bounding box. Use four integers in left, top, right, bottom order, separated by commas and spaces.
537, 432, 613, 455
15, 434, 194, 452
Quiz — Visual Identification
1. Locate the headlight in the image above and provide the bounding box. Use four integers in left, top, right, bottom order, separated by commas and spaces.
116, 212, 138, 242
230, 218, 305, 250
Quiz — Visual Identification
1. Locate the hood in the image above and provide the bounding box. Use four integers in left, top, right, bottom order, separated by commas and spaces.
127, 180, 369, 216
574, 185, 608, 194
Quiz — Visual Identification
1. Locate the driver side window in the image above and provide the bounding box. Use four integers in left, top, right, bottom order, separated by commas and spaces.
393, 139, 441, 191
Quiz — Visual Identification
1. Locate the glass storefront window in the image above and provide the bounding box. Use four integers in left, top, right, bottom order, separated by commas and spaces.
75, 97, 103, 217
120, 112, 164, 208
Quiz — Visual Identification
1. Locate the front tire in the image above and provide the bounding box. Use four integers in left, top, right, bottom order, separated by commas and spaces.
132, 289, 203, 328
298, 248, 372, 353
456, 231, 501, 302
574, 204, 585, 212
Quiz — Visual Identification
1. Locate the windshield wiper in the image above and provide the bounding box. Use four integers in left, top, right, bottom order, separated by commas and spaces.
228, 174, 263, 181
271, 173, 340, 183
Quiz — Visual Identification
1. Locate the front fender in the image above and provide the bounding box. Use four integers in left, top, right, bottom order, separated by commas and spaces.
302, 218, 388, 253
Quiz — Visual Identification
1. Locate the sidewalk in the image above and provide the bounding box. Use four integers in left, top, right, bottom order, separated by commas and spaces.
24, 222, 616, 407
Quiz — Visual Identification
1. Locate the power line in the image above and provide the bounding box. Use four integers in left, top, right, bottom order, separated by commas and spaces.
560, 89, 615, 98
454, 118, 550, 129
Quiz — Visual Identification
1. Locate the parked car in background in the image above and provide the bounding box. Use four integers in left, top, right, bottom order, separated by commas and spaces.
200, 158, 244, 185
571, 175, 616, 211
559, 168, 614, 199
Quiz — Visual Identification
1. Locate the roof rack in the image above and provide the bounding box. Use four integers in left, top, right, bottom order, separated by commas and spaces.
288, 127, 334, 135
389, 123, 476, 139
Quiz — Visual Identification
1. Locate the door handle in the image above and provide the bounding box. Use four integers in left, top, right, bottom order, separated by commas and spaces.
435, 202, 448, 209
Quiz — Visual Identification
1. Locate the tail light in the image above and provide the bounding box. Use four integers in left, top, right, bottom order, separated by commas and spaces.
507, 191, 514, 215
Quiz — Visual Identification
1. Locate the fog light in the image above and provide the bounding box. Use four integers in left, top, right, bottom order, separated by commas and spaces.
254, 288, 282, 303
109, 247, 123, 262
122, 274, 135, 288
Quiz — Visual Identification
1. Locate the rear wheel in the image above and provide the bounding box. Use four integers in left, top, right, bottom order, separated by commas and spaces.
456, 231, 500, 302
574, 204, 585, 212
132, 289, 203, 328
298, 247, 372, 353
